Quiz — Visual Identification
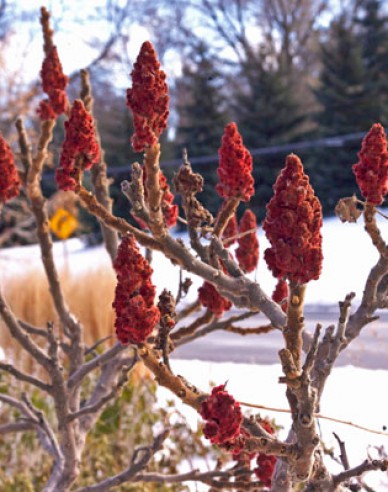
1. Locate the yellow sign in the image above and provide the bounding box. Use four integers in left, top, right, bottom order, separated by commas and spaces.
49, 208, 78, 240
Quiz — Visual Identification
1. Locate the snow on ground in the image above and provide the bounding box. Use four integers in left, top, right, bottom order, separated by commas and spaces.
159, 360, 388, 491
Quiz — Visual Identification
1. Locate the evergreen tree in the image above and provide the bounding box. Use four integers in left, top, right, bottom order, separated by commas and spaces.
233, 49, 305, 220
174, 42, 229, 216
357, 0, 388, 125
313, 14, 371, 214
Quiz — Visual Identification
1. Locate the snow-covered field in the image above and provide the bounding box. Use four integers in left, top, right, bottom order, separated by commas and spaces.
0, 214, 388, 488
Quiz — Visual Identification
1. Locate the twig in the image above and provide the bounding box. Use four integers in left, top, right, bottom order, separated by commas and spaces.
171, 309, 214, 341
333, 432, 350, 470
333, 458, 388, 486
0, 361, 52, 393
80, 69, 119, 261
21, 392, 62, 462
67, 342, 127, 390
174, 311, 259, 346
364, 203, 388, 258
74, 429, 170, 492
84, 335, 114, 357
225, 323, 274, 335
0, 421, 36, 434
0, 291, 52, 371
283, 281, 306, 372
213, 197, 240, 238
173, 150, 213, 262
15, 118, 82, 351
68, 361, 134, 422
139, 344, 204, 410
144, 144, 167, 239
76, 184, 160, 250
176, 299, 201, 323
133, 468, 248, 484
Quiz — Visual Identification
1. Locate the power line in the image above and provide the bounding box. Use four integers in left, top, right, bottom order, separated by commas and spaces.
105, 131, 370, 176
41, 129, 380, 181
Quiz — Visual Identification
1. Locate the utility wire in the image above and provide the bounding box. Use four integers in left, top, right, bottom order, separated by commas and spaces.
41, 130, 380, 181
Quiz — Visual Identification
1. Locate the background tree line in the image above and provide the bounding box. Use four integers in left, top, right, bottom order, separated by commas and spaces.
0, 0, 387, 241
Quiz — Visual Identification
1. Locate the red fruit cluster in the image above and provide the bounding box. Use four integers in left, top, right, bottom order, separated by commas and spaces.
222, 214, 238, 247
37, 47, 69, 120
353, 123, 388, 205
236, 209, 259, 273
217, 123, 254, 202
200, 384, 243, 445
0, 134, 20, 203
113, 235, 160, 344
159, 171, 178, 227
198, 281, 232, 317
254, 419, 277, 488
56, 100, 100, 191
263, 154, 323, 284
272, 279, 288, 313
127, 41, 169, 152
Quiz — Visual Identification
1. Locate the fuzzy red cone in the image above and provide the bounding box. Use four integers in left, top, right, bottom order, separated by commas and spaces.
127, 41, 169, 152
353, 123, 388, 205
113, 235, 160, 344
56, 100, 100, 191
217, 122, 254, 202
200, 384, 243, 445
0, 134, 20, 203
263, 154, 323, 284
236, 209, 259, 273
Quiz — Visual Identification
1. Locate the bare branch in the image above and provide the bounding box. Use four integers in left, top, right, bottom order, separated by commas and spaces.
67, 342, 127, 390
74, 429, 170, 492
333, 458, 388, 487
0, 361, 52, 393
80, 69, 118, 262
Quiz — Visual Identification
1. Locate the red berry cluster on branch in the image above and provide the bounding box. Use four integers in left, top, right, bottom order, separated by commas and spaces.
217, 123, 254, 202
112, 235, 160, 345
127, 41, 169, 152
353, 123, 388, 205
198, 281, 232, 317
200, 384, 243, 445
235, 209, 259, 273
263, 154, 323, 284
159, 171, 178, 227
253, 419, 277, 488
222, 214, 238, 247
56, 100, 100, 191
272, 279, 289, 312
0, 134, 20, 203
37, 47, 69, 120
